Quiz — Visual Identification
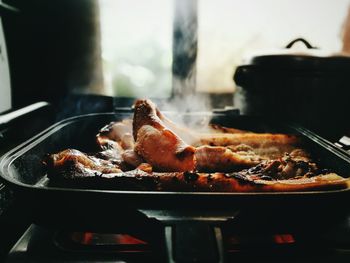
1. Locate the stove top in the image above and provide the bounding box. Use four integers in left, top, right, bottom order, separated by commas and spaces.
5, 210, 350, 263
1, 99, 350, 262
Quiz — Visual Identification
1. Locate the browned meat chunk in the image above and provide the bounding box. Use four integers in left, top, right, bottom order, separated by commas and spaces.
45, 149, 122, 178
195, 145, 263, 172
46, 150, 348, 192
133, 99, 196, 172
96, 119, 143, 168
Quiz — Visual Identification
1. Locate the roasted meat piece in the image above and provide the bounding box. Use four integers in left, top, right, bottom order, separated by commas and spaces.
195, 145, 263, 172
195, 133, 299, 159
45, 149, 122, 178
133, 99, 196, 172
132, 99, 300, 172
96, 119, 143, 168
46, 149, 348, 192
236, 149, 317, 180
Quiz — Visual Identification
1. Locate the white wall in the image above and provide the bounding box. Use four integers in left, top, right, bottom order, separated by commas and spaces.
0, 16, 11, 113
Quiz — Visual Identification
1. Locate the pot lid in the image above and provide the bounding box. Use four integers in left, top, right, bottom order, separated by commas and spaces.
245, 38, 350, 71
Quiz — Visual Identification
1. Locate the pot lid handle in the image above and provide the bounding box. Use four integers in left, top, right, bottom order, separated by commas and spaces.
285, 38, 316, 49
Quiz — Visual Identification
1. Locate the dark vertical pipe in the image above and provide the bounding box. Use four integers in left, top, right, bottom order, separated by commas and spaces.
172, 0, 198, 98
64, 0, 103, 95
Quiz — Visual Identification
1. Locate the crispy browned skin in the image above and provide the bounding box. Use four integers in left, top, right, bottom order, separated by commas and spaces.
195, 145, 263, 172
45, 149, 122, 178
197, 133, 299, 147
133, 99, 196, 172
96, 120, 143, 168
46, 150, 348, 192
196, 133, 299, 159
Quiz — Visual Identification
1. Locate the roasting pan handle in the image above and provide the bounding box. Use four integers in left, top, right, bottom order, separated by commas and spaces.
165, 222, 224, 263
0, 102, 51, 130
0, 3, 20, 16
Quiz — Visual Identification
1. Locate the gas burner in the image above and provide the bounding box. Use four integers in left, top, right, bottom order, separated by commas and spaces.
6, 210, 350, 263
7, 225, 165, 263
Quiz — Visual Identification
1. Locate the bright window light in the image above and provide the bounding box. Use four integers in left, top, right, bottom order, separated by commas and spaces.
99, 0, 174, 98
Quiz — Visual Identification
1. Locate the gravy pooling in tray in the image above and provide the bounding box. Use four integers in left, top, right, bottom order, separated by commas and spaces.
44, 99, 349, 192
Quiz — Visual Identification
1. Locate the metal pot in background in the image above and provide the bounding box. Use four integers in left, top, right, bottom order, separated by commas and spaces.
234, 38, 350, 138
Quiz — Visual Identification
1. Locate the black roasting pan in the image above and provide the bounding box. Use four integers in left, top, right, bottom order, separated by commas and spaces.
0, 112, 349, 229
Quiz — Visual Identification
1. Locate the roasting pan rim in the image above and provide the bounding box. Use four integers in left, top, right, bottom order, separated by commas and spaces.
1, 112, 349, 198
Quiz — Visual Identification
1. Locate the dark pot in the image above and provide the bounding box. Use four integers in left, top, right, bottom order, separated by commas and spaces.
234, 38, 350, 137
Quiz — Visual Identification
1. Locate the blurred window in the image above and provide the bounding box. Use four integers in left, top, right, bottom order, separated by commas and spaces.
99, 0, 173, 98
99, 0, 350, 97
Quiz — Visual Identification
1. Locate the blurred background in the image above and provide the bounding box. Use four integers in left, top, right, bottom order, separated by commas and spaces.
3, 0, 350, 112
